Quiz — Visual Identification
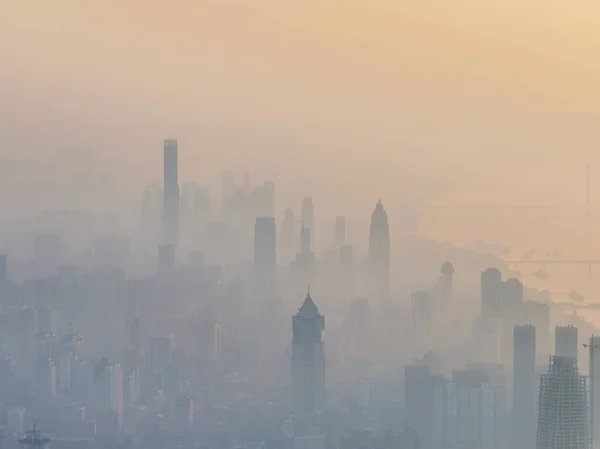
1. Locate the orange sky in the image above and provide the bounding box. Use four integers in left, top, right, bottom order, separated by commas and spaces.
2, 0, 600, 253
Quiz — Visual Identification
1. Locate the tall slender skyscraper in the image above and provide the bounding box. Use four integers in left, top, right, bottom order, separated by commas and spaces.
368, 199, 390, 301
291, 293, 326, 414
280, 208, 295, 265
589, 336, 600, 449
334, 216, 346, 250
514, 325, 536, 449
163, 139, 180, 247
254, 217, 276, 300
556, 326, 578, 361
537, 356, 588, 449
481, 268, 502, 319
301, 197, 315, 248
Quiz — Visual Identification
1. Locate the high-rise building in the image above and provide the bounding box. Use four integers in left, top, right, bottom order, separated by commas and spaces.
555, 326, 578, 361
158, 243, 176, 278
502, 278, 524, 323
163, 138, 180, 246
300, 226, 311, 255
334, 216, 346, 250
439, 366, 506, 449
37, 358, 57, 398
514, 325, 536, 449
93, 358, 124, 413
405, 354, 442, 449
537, 356, 588, 449
522, 301, 551, 364
301, 197, 315, 248
343, 297, 370, 364
254, 217, 276, 300
291, 293, 326, 414
280, 208, 295, 265
368, 200, 390, 301
481, 268, 502, 319
588, 336, 600, 449
411, 291, 432, 359
173, 395, 195, 430
472, 316, 501, 364
292, 224, 316, 290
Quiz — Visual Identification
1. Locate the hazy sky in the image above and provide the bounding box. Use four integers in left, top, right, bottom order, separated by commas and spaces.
2, 0, 600, 250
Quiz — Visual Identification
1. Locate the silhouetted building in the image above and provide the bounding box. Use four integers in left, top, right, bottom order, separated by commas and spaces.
436, 261, 454, 307
405, 356, 442, 449
450, 367, 506, 449
93, 358, 123, 416
481, 268, 502, 319
411, 291, 432, 359
514, 325, 536, 449
472, 316, 501, 364
254, 217, 276, 300
537, 356, 587, 449
502, 278, 523, 323
293, 224, 316, 290
590, 335, 600, 449
368, 200, 390, 301
280, 208, 295, 264
523, 301, 551, 364
343, 297, 370, 364
37, 358, 57, 398
301, 197, 315, 248
555, 326, 578, 361
163, 138, 180, 246
291, 293, 326, 414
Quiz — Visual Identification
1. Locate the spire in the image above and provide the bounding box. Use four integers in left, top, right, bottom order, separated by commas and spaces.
299, 292, 319, 316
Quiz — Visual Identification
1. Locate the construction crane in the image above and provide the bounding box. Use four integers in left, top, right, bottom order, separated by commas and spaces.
584, 340, 600, 449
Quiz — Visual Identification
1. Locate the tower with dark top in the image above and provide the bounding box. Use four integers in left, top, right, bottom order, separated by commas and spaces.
368, 199, 390, 301
291, 292, 326, 414
163, 138, 180, 247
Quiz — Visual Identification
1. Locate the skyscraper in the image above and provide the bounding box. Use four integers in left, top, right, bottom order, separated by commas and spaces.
368, 200, 390, 301
301, 197, 315, 247
502, 278, 524, 323
537, 356, 588, 449
93, 358, 124, 416
163, 138, 180, 246
556, 326, 578, 361
158, 243, 176, 278
411, 291, 432, 359
588, 336, 600, 449
280, 208, 295, 265
472, 316, 501, 364
254, 217, 277, 300
514, 325, 536, 449
481, 268, 502, 319
291, 293, 326, 414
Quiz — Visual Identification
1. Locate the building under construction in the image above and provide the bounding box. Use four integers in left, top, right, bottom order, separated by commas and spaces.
537, 356, 588, 449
